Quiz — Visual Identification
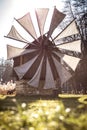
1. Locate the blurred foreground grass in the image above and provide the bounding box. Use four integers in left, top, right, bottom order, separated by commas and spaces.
0, 94, 87, 130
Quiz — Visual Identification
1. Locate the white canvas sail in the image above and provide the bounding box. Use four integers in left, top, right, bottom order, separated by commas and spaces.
52, 56, 72, 85
44, 57, 56, 89
6, 25, 29, 43
14, 55, 39, 79
7, 45, 36, 59
28, 56, 44, 87
63, 55, 80, 71
48, 7, 65, 38
16, 13, 37, 40
35, 8, 49, 36
57, 40, 81, 53
54, 20, 79, 41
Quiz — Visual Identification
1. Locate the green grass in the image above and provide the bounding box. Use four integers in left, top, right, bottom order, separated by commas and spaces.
0, 94, 87, 110
0, 94, 87, 130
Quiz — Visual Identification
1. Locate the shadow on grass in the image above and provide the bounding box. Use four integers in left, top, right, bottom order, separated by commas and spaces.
0, 94, 86, 111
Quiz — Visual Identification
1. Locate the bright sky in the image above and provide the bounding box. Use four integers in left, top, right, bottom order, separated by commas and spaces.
0, 0, 65, 59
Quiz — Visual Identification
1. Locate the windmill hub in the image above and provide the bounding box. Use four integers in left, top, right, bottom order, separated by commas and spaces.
39, 35, 53, 51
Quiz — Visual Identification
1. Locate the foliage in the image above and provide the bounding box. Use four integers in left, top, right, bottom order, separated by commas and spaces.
0, 96, 87, 130
0, 58, 13, 80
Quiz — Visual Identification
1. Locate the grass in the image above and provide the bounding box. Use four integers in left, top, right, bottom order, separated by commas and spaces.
0, 94, 87, 130
0, 94, 87, 110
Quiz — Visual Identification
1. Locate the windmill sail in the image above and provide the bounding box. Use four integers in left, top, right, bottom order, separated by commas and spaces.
35, 8, 49, 36
14, 55, 39, 79
47, 7, 65, 38
28, 56, 44, 87
44, 57, 56, 89
62, 55, 80, 71
7, 45, 36, 59
57, 40, 81, 53
54, 19, 79, 41
52, 56, 72, 85
16, 13, 38, 40
6, 25, 29, 43
54, 20, 81, 73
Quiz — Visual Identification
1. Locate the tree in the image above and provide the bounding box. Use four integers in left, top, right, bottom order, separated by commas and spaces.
62, 0, 87, 94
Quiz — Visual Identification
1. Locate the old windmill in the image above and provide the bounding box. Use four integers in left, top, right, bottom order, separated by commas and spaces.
5, 6, 81, 91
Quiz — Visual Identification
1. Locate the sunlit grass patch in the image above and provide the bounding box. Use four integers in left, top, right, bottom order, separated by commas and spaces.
0, 94, 6, 100
0, 94, 87, 130
78, 96, 87, 104
0, 93, 16, 100
0, 98, 87, 130
59, 94, 87, 98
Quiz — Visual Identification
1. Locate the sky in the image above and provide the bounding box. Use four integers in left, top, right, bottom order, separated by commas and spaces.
0, 0, 65, 59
